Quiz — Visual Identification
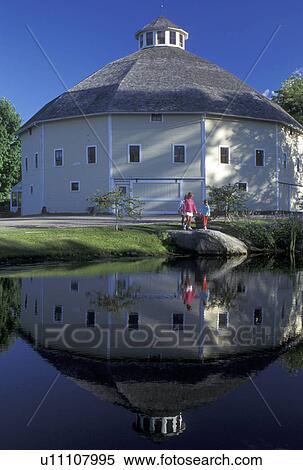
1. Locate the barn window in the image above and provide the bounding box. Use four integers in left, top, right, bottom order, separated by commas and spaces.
151, 113, 163, 122
297, 158, 301, 172
173, 145, 186, 163
12, 193, 18, 207
157, 31, 165, 44
219, 146, 230, 164
238, 182, 247, 192
70, 280, 79, 292
139, 34, 143, 48
173, 313, 184, 331
217, 312, 229, 329
255, 149, 265, 167
128, 145, 141, 163
128, 313, 139, 330
179, 34, 184, 47
146, 31, 153, 46
87, 145, 97, 164
170, 31, 176, 45
237, 282, 246, 293
54, 148, 63, 167
86, 310, 96, 328
70, 181, 80, 192
254, 307, 262, 325
53, 305, 63, 322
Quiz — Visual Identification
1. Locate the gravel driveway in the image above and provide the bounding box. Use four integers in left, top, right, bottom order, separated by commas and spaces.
0, 215, 180, 229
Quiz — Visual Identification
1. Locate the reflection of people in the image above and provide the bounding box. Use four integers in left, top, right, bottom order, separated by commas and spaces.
200, 274, 209, 306
182, 276, 196, 310
184, 192, 197, 231
200, 199, 211, 230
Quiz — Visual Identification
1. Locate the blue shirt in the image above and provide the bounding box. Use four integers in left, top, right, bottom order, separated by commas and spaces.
200, 204, 210, 216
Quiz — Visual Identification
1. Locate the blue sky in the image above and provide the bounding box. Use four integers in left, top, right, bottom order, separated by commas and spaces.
1, 0, 302, 123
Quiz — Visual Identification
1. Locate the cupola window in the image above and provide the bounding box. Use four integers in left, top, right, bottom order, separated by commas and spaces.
146, 31, 153, 46
170, 31, 176, 45
157, 31, 165, 45
135, 17, 188, 50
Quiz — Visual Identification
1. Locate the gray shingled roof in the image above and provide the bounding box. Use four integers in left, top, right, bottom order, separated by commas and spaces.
134, 15, 184, 39
20, 45, 302, 132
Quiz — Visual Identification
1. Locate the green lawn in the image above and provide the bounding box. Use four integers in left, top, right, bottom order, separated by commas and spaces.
0, 225, 178, 264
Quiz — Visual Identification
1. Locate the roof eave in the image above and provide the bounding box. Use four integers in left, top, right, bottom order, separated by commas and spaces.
17, 111, 303, 135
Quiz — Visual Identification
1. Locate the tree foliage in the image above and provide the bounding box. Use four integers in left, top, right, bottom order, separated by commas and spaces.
0, 98, 21, 203
90, 285, 141, 314
89, 188, 144, 230
272, 71, 303, 125
207, 183, 248, 219
0, 278, 20, 351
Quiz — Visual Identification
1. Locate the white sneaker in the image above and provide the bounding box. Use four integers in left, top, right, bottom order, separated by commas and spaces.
188, 227, 193, 231
183, 224, 187, 230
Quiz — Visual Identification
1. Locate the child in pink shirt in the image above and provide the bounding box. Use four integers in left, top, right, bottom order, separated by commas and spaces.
183, 192, 197, 230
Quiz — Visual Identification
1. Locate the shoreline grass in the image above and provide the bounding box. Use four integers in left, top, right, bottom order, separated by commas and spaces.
1, 218, 301, 267
0, 225, 179, 265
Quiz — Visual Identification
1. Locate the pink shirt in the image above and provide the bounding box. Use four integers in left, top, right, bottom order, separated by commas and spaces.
184, 198, 197, 213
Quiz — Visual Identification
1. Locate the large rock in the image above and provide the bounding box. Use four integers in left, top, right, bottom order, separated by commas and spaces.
168, 229, 248, 256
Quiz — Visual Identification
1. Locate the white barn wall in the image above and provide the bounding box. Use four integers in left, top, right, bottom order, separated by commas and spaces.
19, 113, 303, 215
43, 116, 110, 213
279, 127, 303, 211
21, 125, 44, 215
112, 114, 203, 212
205, 118, 277, 210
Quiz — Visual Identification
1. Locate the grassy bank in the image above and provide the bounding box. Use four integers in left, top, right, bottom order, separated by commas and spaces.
0, 225, 178, 265
1, 218, 302, 266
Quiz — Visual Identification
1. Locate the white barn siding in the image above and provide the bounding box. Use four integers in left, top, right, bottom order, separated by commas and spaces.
279, 127, 303, 211
43, 116, 110, 213
20, 116, 110, 214
21, 125, 44, 215
19, 113, 303, 215
205, 118, 277, 211
112, 114, 203, 213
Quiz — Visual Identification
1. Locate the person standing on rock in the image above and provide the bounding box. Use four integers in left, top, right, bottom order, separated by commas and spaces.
184, 192, 197, 230
178, 194, 187, 229
200, 199, 211, 230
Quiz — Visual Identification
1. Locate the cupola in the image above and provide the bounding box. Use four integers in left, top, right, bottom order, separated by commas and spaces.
135, 16, 189, 50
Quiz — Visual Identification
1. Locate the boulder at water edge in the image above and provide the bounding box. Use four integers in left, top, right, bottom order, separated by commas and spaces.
167, 229, 248, 256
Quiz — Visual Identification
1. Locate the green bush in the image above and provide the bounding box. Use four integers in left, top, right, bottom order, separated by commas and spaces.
231, 222, 276, 250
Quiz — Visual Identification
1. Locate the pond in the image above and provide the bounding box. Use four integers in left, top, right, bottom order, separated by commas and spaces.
0, 256, 303, 449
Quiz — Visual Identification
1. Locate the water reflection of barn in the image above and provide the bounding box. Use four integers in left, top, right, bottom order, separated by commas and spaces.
18, 258, 303, 441
20, 258, 303, 361
37, 346, 283, 442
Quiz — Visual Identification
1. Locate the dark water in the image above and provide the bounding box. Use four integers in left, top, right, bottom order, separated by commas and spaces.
1, 256, 303, 450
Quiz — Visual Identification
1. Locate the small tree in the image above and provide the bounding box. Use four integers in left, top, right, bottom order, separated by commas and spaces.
89, 188, 144, 230
207, 183, 248, 219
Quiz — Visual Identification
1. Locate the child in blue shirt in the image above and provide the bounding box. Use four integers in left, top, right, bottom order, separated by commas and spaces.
200, 199, 210, 229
